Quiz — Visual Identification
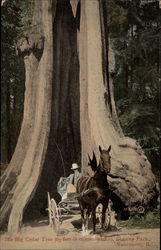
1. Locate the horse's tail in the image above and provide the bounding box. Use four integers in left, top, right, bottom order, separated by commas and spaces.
75, 187, 102, 199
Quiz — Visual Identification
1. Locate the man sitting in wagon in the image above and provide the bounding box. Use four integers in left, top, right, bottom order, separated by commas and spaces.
57, 163, 82, 200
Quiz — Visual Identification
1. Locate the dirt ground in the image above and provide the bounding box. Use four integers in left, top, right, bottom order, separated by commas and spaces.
0, 215, 160, 250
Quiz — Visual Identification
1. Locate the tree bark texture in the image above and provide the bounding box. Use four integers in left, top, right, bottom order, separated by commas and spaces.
0, 0, 158, 232
0, 0, 55, 232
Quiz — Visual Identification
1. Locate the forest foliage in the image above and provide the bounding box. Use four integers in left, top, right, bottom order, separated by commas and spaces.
1, 0, 160, 180
107, 0, 160, 178
1, 0, 33, 163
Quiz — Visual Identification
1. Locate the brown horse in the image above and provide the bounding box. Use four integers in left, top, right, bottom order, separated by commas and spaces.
76, 145, 111, 233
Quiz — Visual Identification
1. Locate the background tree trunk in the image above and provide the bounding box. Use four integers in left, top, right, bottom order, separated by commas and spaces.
6, 80, 11, 162
0, 0, 158, 232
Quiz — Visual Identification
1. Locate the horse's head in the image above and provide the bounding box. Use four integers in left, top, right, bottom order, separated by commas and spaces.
99, 145, 111, 174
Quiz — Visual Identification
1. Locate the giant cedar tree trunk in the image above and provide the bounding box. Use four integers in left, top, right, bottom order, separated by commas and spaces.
79, 0, 157, 216
0, 0, 157, 232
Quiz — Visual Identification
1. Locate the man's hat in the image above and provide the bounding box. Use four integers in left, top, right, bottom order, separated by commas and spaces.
71, 163, 79, 170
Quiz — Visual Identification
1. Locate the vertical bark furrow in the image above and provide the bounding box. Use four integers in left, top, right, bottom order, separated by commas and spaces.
99, 0, 112, 113
79, 0, 92, 173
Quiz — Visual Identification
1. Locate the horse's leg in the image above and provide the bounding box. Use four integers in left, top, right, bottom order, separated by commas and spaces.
101, 203, 108, 230
78, 199, 85, 231
85, 207, 90, 231
81, 208, 85, 231
91, 207, 96, 233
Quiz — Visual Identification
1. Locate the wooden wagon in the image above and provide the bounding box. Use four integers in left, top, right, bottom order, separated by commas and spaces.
46, 184, 80, 235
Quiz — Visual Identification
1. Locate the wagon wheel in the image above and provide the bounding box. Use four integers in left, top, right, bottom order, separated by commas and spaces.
105, 207, 110, 228
96, 203, 111, 229
47, 192, 52, 227
50, 198, 60, 234
105, 201, 112, 228
47, 192, 60, 235
96, 204, 102, 226
97, 208, 110, 228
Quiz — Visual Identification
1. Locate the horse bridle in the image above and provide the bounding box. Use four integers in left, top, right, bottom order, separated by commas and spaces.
99, 158, 105, 172
99, 157, 110, 173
